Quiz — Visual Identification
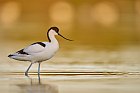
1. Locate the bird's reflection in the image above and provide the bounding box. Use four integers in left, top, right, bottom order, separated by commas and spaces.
17, 75, 58, 93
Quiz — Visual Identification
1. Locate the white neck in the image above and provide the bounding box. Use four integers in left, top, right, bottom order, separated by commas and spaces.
49, 33, 59, 44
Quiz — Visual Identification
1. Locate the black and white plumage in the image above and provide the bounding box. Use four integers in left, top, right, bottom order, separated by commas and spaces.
8, 27, 72, 76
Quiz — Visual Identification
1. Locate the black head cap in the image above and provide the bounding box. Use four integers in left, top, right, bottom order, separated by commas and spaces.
48, 27, 59, 33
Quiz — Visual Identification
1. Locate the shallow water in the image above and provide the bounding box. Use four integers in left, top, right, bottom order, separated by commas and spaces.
0, 42, 140, 93
0, 73, 140, 93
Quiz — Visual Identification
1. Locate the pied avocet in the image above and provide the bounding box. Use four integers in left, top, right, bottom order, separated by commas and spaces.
8, 27, 72, 76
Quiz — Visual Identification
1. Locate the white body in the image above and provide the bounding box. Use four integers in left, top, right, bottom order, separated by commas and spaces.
10, 29, 59, 63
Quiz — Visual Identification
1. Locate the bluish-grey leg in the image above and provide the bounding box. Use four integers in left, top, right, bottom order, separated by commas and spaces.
38, 63, 41, 84
38, 63, 41, 75
25, 63, 33, 76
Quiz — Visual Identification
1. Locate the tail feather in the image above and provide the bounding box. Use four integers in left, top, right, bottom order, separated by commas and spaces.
8, 54, 13, 58
8, 53, 30, 61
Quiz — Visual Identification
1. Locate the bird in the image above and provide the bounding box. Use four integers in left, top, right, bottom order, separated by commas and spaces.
8, 27, 73, 76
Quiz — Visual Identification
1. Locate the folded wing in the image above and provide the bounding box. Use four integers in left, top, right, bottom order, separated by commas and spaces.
23, 42, 46, 54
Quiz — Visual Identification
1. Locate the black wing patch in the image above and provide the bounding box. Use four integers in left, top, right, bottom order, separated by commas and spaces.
31, 42, 46, 47
17, 49, 29, 55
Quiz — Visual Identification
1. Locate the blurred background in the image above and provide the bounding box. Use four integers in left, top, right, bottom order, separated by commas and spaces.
0, 0, 140, 47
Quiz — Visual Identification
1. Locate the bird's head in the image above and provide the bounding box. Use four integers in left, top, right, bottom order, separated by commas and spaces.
48, 27, 73, 41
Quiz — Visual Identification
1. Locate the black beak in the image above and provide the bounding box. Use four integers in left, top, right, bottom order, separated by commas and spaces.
58, 33, 73, 41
